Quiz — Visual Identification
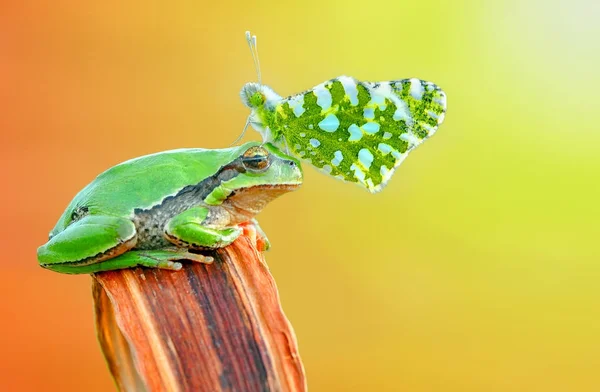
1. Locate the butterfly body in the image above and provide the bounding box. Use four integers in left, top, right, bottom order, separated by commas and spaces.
241, 75, 447, 193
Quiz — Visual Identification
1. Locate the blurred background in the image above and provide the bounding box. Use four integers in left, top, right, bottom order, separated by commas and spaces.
1, 0, 599, 390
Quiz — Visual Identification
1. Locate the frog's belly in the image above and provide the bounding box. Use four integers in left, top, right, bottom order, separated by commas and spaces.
132, 201, 193, 250
132, 213, 171, 250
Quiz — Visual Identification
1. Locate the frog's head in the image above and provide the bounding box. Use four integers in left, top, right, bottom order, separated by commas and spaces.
209, 142, 302, 222
240, 83, 281, 111
229, 142, 302, 194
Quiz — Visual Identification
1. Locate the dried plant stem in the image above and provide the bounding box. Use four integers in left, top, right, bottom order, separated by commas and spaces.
92, 233, 306, 392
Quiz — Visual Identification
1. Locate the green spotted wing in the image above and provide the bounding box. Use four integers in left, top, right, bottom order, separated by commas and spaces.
269, 76, 447, 193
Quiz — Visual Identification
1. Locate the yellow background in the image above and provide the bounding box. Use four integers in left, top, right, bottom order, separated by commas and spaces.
1, 0, 599, 390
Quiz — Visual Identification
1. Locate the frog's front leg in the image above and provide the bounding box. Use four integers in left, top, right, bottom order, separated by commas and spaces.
37, 215, 137, 274
239, 219, 271, 252
164, 206, 242, 250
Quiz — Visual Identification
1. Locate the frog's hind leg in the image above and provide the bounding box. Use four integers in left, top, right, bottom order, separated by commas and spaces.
38, 215, 138, 274
108, 249, 214, 271
50, 249, 213, 274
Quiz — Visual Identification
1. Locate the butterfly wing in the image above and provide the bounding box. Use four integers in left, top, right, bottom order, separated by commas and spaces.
271, 76, 447, 193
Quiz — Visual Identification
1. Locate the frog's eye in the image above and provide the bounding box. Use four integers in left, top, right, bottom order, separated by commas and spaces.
242, 146, 270, 171
70, 206, 89, 223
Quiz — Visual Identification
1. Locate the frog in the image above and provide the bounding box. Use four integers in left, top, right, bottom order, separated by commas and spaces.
37, 142, 302, 274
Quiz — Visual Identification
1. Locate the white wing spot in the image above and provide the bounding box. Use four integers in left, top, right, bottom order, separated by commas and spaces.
288, 95, 306, 117
427, 110, 439, 120
294, 144, 301, 150
309, 138, 321, 148
300, 132, 306, 137
437, 112, 446, 124
308, 124, 314, 130
392, 98, 411, 122
350, 163, 366, 183
363, 107, 375, 119
409, 78, 425, 100
358, 148, 374, 169
362, 122, 380, 134
322, 164, 332, 174
318, 114, 340, 132
434, 91, 447, 107
383, 132, 392, 140
400, 132, 421, 146
377, 143, 393, 155
339, 76, 358, 106
380, 165, 391, 182
368, 93, 386, 110
368, 83, 395, 111
314, 84, 332, 110
348, 124, 362, 141
422, 123, 435, 135
331, 150, 343, 166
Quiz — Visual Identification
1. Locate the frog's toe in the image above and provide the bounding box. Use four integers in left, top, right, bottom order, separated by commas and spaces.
240, 219, 271, 252
159, 261, 183, 271
189, 254, 214, 264
175, 251, 214, 264
136, 249, 214, 269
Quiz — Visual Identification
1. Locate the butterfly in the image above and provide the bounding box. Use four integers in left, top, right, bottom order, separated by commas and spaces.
239, 32, 447, 193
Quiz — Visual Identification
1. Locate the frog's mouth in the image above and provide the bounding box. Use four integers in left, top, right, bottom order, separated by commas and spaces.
227, 182, 301, 200
222, 183, 301, 224
248, 183, 301, 191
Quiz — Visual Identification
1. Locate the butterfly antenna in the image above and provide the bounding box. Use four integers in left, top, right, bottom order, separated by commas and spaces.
229, 116, 251, 147
245, 31, 262, 84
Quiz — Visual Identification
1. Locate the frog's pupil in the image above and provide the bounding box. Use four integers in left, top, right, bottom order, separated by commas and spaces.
70, 206, 89, 223
242, 152, 270, 171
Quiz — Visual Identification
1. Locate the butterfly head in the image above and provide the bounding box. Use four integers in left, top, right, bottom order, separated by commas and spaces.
240, 82, 281, 110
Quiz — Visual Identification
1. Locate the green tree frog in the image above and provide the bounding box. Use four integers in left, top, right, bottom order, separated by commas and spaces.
37, 142, 302, 274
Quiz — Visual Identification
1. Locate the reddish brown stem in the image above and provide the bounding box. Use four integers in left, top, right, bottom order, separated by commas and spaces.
92, 234, 306, 392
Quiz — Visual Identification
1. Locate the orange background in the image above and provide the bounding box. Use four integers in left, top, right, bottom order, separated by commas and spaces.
1, 1, 599, 391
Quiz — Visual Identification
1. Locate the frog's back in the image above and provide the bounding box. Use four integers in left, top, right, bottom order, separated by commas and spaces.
84, 147, 245, 213
50, 145, 253, 235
